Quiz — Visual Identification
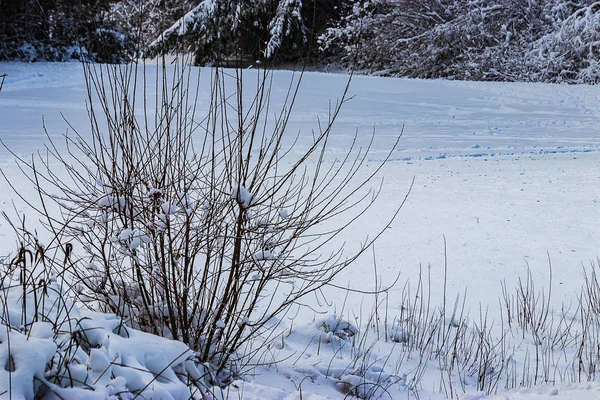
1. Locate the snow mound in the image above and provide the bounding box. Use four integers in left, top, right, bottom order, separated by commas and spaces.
0, 272, 200, 399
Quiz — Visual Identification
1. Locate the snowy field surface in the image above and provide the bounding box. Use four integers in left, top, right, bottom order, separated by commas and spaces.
0, 62, 600, 399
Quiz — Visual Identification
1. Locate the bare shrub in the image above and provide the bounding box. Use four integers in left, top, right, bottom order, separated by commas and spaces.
1, 55, 402, 387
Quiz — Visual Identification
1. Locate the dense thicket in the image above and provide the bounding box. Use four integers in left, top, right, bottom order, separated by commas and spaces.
0, 0, 128, 62
3, 0, 600, 83
321, 0, 600, 83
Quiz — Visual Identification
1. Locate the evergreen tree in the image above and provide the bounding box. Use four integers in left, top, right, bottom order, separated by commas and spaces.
149, 0, 350, 66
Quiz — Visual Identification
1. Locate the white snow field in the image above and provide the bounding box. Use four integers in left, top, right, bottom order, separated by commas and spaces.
0, 62, 600, 399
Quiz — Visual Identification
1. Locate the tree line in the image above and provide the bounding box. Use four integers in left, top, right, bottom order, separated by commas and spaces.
2, 0, 600, 83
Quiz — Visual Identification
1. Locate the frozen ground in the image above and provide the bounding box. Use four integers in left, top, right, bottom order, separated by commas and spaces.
0, 62, 599, 399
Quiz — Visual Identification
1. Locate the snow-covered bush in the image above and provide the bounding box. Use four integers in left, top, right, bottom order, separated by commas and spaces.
0, 237, 208, 399
528, 2, 600, 83
318, 0, 600, 83
5, 55, 400, 389
320, 0, 546, 80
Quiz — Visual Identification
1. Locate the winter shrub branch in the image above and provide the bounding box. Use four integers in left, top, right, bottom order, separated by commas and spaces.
2, 55, 402, 388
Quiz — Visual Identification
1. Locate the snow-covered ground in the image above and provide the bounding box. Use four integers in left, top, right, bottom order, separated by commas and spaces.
0, 62, 599, 399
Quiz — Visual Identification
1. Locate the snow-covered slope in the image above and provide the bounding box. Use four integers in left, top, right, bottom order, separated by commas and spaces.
0, 63, 599, 399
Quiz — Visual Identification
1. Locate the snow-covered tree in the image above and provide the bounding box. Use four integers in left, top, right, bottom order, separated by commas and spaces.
107, 0, 193, 54
148, 0, 346, 65
265, 0, 306, 59
148, 1, 262, 64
